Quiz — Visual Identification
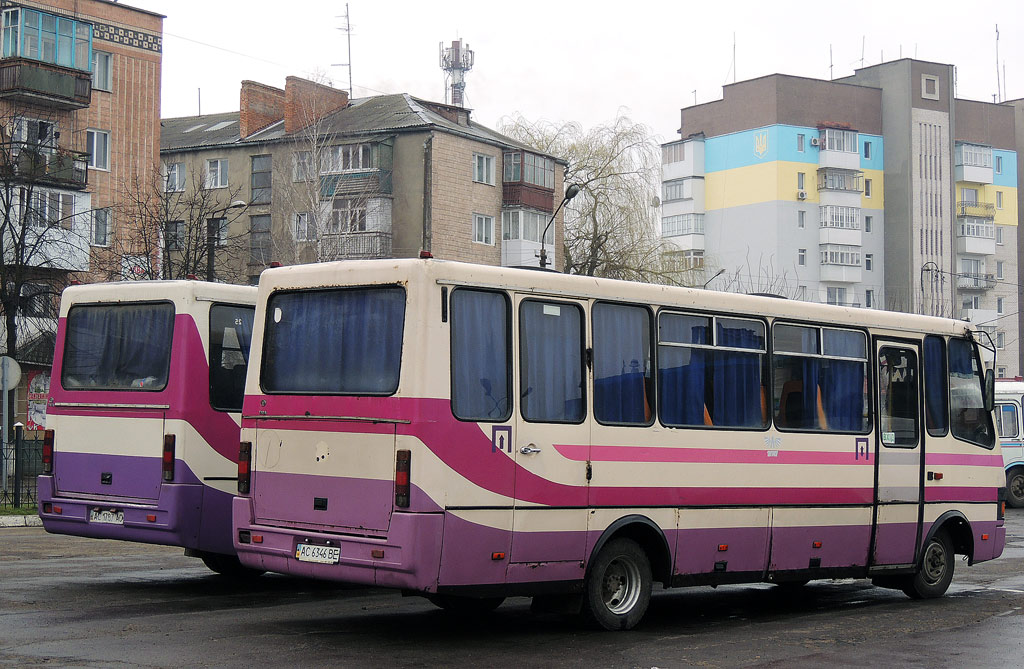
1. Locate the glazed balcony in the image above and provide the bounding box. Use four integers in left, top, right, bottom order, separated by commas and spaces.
0, 57, 91, 110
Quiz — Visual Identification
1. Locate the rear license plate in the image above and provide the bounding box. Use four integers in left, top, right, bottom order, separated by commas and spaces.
89, 508, 124, 525
295, 543, 340, 564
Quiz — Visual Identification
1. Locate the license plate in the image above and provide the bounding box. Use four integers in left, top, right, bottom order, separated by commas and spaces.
89, 509, 124, 525
295, 543, 340, 564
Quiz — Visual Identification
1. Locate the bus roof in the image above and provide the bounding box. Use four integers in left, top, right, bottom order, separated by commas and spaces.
256, 259, 974, 338
59, 280, 257, 318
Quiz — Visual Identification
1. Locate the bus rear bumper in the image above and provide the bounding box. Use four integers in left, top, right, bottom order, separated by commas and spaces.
232, 496, 443, 591
36, 475, 207, 550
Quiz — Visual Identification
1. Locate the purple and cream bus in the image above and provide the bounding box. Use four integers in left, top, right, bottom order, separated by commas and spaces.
233, 259, 1004, 629
39, 281, 258, 576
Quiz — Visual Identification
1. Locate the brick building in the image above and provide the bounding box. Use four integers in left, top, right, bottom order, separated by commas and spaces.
160, 76, 567, 282
0, 0, 162, 431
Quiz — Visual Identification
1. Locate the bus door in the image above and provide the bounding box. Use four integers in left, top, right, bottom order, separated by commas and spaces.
511, 295, 590, 568
872, 340, 924, 567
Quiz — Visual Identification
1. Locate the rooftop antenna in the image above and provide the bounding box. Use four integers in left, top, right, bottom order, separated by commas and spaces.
733, 32, 736, 83
331, 4, 353, 96
440, 38, 474, 107
995, 24, 1002, 102
829, 44, 833, 80
692, 89, 697, 105
861, 36, 865, 68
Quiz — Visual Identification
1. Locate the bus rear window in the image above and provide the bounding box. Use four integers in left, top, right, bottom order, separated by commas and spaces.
262, 286, 405, 394
61, 302, 175, 391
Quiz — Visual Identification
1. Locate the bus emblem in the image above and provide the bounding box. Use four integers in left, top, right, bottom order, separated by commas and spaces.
855, 437, 870, 461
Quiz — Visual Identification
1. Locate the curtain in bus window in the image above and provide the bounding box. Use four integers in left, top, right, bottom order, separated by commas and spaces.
820, 329, 867, 431
658, 315, 708, 426
712, 320, 765, 427
451, 289, 509, 421
923, 336, 948, 435
520, 301, 584, 422
948, 338, 993, 447
773, 325, 820, 429
62, 303, 175, 390
262, 287, 405, 394
593, 303, 650, 425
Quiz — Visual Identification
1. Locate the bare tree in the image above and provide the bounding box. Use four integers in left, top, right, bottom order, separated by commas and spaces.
499, 111, 690, 285
0, 108, 92, 359
716, 250, 801, 299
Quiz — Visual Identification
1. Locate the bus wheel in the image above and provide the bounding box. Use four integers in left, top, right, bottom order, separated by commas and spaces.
1007, 469, 1024, 508
200, 552, 265, 579
581, 538, 652, 630
901, 529, 954, 599
426, 594, 504, 614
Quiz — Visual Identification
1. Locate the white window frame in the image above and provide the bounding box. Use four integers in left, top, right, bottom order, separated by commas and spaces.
865, 215, 872, 233
826, 286, 848, 306
473, 153, 495, 185
998, 297, 1004, 314
997, 331, 1005, 349
864, 179, 872, 198
996, 155, 1003, 174
293, 151, 313, 181
864, 141, 872, 160
321, 144, 372, 174
996, 226, 1004, 245
86, 128, 109, 171
163, 162, 185, 192
92, 50, 112, 91
473, 213, 494, 245
798, 210, 805, 229
164, 220, 184, 251
865, 289, 874, 309
797, 248, 806, 266
797, 172, 805, 190
205, 159, 228, 189
294, 212, 316, 241
92, 207, 111, 247
996, 191, 1003, 209
922, 74, 940, 101
997, 261, 1004, 280
865, 253, 873, 271
797, 134, 805, 152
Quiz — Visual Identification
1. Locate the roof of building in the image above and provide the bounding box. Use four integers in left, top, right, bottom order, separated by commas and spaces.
161, 93, 555, 160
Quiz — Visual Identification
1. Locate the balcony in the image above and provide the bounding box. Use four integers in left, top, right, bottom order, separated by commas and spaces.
960, 308, 997, 324
319, 231, 392, 260
956, 201, 995, 219
957, 273, 996, 290
320, 169, 392, 198
956, 220, 996, 256
0, 57, 91, 110
502, 182, 554, 213
0, 143, 89, 190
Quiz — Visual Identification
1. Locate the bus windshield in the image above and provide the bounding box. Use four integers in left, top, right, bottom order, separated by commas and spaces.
261, 286, 405, 394
61, 302, 175, 391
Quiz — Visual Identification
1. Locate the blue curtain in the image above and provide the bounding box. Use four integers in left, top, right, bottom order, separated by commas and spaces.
819, 329, 866, 431
948, 337, 975, 376
593, 303, 649, 424
923, 336, 948, 434
658, 320, 708, 426
263, 287, 405, 394
521, 301, 584, 422
62, 303, 175, 389
774, 327, 820, 429
712, 322, 764, 427
451, 290, 509, 420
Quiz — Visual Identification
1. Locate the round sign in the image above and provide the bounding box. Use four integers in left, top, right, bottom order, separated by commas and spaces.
0, 355, 22, 389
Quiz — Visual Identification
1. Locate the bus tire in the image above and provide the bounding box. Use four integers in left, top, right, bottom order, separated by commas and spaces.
581, 538, 652, 630
901, 529, 954, 599
426, 594, 504, 614
200, 552, 265, 579
1007, 468, 1024, 508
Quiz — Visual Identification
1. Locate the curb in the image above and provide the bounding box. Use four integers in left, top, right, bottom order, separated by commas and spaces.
0, 515, 43, 528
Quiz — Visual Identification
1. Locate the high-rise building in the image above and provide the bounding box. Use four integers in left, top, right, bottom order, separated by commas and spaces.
664, 59, 1020, 376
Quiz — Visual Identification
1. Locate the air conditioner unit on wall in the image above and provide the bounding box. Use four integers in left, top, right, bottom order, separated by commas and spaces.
797, 190, 807, 200
810, 137, 820, 147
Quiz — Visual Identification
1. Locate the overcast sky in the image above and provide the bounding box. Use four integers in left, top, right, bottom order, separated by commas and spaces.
129, 0, 1023, 144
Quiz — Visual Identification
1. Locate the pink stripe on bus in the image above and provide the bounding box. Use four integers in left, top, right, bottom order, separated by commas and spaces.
556, 444, 870, 465
924, 486, 998, 503
924, 452, 1004, 467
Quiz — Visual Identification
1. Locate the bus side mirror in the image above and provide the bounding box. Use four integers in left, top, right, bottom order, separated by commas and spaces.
984, 369, 995, 413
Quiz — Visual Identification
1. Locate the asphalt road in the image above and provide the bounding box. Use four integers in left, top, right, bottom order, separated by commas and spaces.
4, 513, 1024, 668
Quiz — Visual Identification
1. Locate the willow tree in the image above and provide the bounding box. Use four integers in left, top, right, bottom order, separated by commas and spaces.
499, 112, 698, 286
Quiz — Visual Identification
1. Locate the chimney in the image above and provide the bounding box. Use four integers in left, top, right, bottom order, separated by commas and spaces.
239, 81, 285, 139
284, 76, 350, 134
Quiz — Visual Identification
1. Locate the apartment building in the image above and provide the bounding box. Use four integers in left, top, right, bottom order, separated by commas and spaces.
160, 77, 566, 283
0, 0, 162, 430
664, 60, 1021, 376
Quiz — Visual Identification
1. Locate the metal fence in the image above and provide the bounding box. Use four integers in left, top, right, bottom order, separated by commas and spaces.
0, 431, 42, 509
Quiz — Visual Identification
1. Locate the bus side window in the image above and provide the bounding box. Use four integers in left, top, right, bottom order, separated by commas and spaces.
998, 404, 1019, 438
209, 304, 255, 412
520, 300, 585, 423
948, 338, 994, 448
923, 335, 949, 437
593, 302, 652, 426
451, 289, 511, 422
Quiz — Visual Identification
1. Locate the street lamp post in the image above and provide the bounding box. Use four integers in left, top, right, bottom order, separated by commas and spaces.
206, 200, 247, 282
538, 184, 580, 270
703, 267, 726, 290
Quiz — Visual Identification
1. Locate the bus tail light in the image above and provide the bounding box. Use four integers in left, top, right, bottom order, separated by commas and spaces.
162, 435, 175, 482
395, 449, 411, 508
238, 441, 252, 495
42, 429, 54, 474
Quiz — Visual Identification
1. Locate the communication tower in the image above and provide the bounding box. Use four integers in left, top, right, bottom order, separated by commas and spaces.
440, 39, 474, 107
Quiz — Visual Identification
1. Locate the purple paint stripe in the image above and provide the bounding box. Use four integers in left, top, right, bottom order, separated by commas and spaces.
590, 485, 874, 506
925, 452, 1004, 467
557, 443, 870, 465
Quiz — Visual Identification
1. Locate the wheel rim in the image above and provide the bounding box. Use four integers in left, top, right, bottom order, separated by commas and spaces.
601, 556, 642, 615
921, 539, 947, 586
1011, 474, 1024, 501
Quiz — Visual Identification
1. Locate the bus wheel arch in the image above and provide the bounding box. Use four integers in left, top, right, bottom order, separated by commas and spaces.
1006, 467, 1024, 508
589, 515, 672, 586
925, 511, 974, 565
